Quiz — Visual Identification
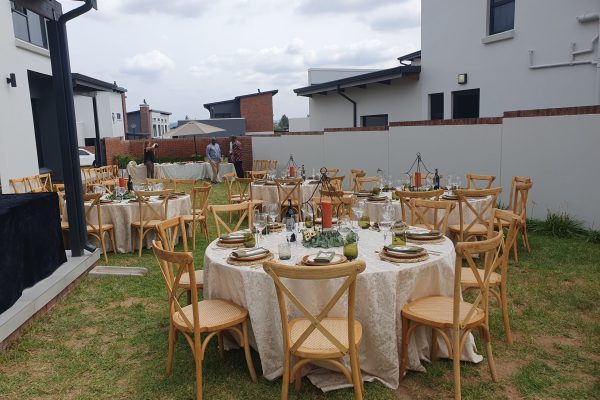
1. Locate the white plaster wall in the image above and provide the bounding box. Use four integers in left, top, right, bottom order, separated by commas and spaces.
309, 78, 422, 131
501, 114, 600, 226
288, 117, 310, 132
421, 0, 599, 119
0, 1, 52, 191
308, 68, 379, 85
251, 135, 324, 176
107, 91, 125, 138
74, 95, 93, 145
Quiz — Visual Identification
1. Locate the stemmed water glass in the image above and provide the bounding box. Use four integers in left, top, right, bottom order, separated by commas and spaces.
380, 203, 395, 245
253, 210, 266, 246
351, 199, 365, 230
115, 186, 126, 202
266, 203, 278, 228
445, 175, 454, 194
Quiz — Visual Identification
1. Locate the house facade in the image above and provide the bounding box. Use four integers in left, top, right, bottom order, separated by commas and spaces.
295, 0, 599, 130
203, 90, 278, 134
126, 101, 171, 138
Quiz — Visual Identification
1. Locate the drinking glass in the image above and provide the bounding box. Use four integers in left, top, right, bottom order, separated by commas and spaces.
445, 175, 454, 193
253, 209, 262, 246
266, 203, 278, 227
380, 204, 395, 245
93, 185, 104, 195
115, 186, 125, 202
278, 240, 291, 260
257, 213, 268, 240
456, 177, 462, 189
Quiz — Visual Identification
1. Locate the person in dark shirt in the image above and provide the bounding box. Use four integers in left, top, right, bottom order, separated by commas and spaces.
230, 136, 244, 178
143, 141, 157, 178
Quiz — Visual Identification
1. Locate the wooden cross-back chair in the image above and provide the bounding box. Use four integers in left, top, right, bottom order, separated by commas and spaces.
38, 173, 52, 192
400, 233, 504, 400
312, 189, 352, 219
156, 217, 203, 304
182, 185, 212, 249
172, 179, 196, 193
131, 189, 173, 256
448, 187, 502, 242
466, 173, 496, 189
462, 209, 520, 345
9, 177, 32, 193
263, 260, 366, 400
209, 202, 252, 239
152, 241, 257, 400
355, 176, 380, 192
82, 193, 117, 262
247, 170, 268, 180
323, 168, 339, 177
350, 169, 366, 192
502, 177, 533, 261
410, 199, 456, 233
395, 189, 444, 223
274, 178, 303, 220
327, 175, 345, 191
146, 178, 174, 190
223, 172, 246, 204
252, 159, 277, 171
236, 177, 264, 211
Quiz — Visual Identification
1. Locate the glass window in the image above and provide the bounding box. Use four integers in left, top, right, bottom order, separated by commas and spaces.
452, 89, 480, 119
489, 0, 515, 35
360, 114, 388, 127
10, 1, 48, 49
429, 93, 444, 120
78, 149, 88, 156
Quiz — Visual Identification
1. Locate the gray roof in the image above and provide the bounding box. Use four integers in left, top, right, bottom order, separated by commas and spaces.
72, 73, 127, 93
203, 89, 278, 109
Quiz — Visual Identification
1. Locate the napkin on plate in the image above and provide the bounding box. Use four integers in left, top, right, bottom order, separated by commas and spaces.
313, 251, 335, 264
231, 247, 269, 258
220, 231, 249, 240
384, 245, 424, 254
406, 229, 441, 236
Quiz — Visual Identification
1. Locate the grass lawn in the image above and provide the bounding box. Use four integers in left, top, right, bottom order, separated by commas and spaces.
1, 182, 599, 399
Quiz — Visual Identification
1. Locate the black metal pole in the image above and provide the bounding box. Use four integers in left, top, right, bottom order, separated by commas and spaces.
337, 86, 357, 127
92, 95, 102, 166
47, 1, 97, 256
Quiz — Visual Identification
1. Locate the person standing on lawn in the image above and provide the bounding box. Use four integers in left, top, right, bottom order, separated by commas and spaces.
230, 136, 244, 178
206, 137, 221, 183
143, 141, 157, 178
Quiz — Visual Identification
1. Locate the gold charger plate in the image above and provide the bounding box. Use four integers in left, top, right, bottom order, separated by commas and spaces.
229, 250, 272, 262
227, 253, 273, 266
301, 253, 347, 266
380, 252, 429, 264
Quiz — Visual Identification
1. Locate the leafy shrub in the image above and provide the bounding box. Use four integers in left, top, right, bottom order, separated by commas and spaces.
113, 154, 140, 169
528, 211, 587, 239
586, 230, 600, 244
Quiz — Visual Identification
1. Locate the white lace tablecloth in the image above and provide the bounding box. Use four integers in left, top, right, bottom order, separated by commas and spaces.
63, 195, 191, 253
251, 181, 320, 205
126, 162, 234, 184
204, 229, 482, 391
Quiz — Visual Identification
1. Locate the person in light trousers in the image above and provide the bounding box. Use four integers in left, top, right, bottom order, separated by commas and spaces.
206, 137, 221, 183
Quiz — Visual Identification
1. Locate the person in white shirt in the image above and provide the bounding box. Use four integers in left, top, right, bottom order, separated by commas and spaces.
206, 138, 221, 183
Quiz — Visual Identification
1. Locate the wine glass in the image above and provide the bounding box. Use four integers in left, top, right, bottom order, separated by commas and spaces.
380, 204, 395, 245
455, 177, 463, 190
445, 175, 454, 194
253, 209, 262, 246
115, 186, 125, 202
266, 203, 278, 227
257, 213, 268, 243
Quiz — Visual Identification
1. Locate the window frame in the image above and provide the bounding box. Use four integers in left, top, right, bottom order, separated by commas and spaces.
451, 89, 480, 119
360, 114, 389, 128
489, 0, 515, 36
429, 93, 444, 120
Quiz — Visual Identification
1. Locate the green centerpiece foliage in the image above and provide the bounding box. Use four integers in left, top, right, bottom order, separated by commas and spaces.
301, 229, 357, 248
107, 191, 136, 201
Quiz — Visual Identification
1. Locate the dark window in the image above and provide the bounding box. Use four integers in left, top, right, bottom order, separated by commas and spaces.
215, 113, 232, 118
429, 93, 444, 120
452, 89, 480, 119
489, 0, 515, 35
361, 114, 388, 127
10, 1, 48, 48
84, 138, 96, 147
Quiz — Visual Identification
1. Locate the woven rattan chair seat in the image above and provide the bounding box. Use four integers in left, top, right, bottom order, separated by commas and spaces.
402, 296, 485, 329
173, 299, 247, 333
289, 317, 362, 358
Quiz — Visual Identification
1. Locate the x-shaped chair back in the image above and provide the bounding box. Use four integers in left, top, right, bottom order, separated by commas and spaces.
395, 189, 444, 222
508, 179, 532, 221
466, 173, 496, 189
249, 170, 267, 179
83, 193, 105, 231
263, 260, 366, 356
191, 184, 212, 218
146, 178, 174, 190
222, 172, 238, 202
134, 189, 172, 226
355, 176, 380, 192
410, 199, 456, 232
454, 233, 504, 330
9, 177, 32, 193
156, 216, 188, 252
328, 176, 345, 191
274, 178, 303, 217
172, 179, 196, 193
324, 168, 339, 177
454, 187, 502, 241
209, 201, 252, 238
235, 178, 253, 201
350, 169, 366, 192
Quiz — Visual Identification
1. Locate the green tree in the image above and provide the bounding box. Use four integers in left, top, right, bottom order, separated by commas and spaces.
277, 114, 289, 131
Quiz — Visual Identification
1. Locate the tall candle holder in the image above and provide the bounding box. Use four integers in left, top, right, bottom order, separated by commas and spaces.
285, 154, 298, 178
404, 152, 434, 189
302, 167, 345, 231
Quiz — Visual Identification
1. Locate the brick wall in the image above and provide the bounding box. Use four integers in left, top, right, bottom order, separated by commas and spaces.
104, 136, 253, 171
239, 93, 274, 133
121, 93, 128, 133
139, 104, 151, 134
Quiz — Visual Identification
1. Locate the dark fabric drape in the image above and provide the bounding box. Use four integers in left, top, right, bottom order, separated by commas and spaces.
0, 193, 67, 314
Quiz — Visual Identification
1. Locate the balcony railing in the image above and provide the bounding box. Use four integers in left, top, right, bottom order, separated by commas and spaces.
11, 4, 49, 49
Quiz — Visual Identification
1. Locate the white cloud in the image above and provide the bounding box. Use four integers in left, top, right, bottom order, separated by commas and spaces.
295, 0, 403, 15
122, 50, 175, 78
118, 0, 211, 18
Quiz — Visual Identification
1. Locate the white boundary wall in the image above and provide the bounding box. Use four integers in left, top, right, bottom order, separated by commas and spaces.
252, 113, 600, 227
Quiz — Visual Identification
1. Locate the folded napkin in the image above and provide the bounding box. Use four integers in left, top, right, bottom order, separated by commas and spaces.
313, 251, 335, 264
231, 247, 269, 258
220, 231, 249, 240
384, 245, 424, 254
406, 229, 441, 237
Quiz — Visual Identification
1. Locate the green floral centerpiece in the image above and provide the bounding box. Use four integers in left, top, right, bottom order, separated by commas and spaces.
302, 228, 357, 248
107, 191, 136, 201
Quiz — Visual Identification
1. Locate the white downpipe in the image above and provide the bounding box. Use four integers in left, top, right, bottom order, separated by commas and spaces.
576, 13, 600, 103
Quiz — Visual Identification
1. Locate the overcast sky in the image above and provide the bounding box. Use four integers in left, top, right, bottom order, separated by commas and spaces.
63, 0, 421, 123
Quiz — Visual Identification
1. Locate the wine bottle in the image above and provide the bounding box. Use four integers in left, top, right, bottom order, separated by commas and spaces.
301, 164, 306, 181
433, 169, 440, 189
285, 199, 295, 232
127, 174, 133, 192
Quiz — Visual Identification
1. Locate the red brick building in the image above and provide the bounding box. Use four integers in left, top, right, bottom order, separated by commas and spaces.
203, 90, 277, 134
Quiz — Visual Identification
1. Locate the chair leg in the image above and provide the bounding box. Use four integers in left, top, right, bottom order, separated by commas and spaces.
241, 320, 257, 383
294, 368, 302, 392
399, 316, 410, 380
500, 282, 513, 345
217, 332, 224, 360
481, 326, 498, 382
430, 328, 439, 362
453, 331, 461, 400
99, 232, 108, 262
109, 228, 117, 255
166, 323, 176, 376
192, 222, 197, 251
350, 346, 363, 400
513, 236, 519, 263
281, 349, 290, 400
194, 341, 203, 400
138, 228, 144, 257
522, 226, 531, 253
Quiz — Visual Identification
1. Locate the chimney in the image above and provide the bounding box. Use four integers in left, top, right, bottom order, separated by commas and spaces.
140, 100, 151, 134
121, 93, 128, 133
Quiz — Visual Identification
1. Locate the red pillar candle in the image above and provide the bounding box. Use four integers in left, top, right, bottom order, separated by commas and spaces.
414, 171, 421, 188
289, 166, 295, 178
321, 200, 332, 229
119, 177, 126, 188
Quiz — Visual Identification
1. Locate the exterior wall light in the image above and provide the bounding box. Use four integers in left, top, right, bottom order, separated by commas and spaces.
6, 73, 17, 87
457, 73, 468, 84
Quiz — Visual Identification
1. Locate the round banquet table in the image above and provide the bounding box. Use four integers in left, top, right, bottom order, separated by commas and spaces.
251, 180, 321, 205
126, 162, 234, 184
63, 194, 191, 253
203, 229, 482, 391
361, 192, 493, 230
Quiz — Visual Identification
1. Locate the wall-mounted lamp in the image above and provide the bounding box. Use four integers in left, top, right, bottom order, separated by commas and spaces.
457, 73, 468, 85
6, 73, 17, 87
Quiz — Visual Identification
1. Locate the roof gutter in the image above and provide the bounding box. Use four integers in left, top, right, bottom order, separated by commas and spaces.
336, 85, 357, 128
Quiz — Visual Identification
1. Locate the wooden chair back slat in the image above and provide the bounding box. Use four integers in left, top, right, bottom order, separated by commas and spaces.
134, 189, 172, 224
396, 189, 444, 222
410, 199, 456, 232
156, 216, 188, 253
454, 187, 502, 241
355, 176, 380, 192
209, 202, 252, 238
274, 178, 303, 218
466, 173, 496, 189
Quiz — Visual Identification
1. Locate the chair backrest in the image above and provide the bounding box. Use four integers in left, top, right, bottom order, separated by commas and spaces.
328, 175, 345, 191
324, 168, 339, 177
395, 189, 444, 222
38, 173, 52, 192
410, 199, 456, 232
134, 189, 172, 225
253, 160, 276, 171
156, 216, 188, 252
247, 170, 267, 180
191, 184, 212, 217
454, 233, 504, 330
152, 241, 200, 335
83, 193, 104, 232
146, 178, 174, 190
508, 177, 532, 217
317, 189, 352, 218
454, 187, 502, 241
9, 177, 32, 193
355, 176, 380, 192
171, 179, 196, 193
492, 208, 520, 277
350, 169, 366, 191
466, 173, 496, 189
222, 172, 238, 202
209, 201, 252, 238
236, 178, 253, 200
274, 178, 303, 212
263, 260, 366, 356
